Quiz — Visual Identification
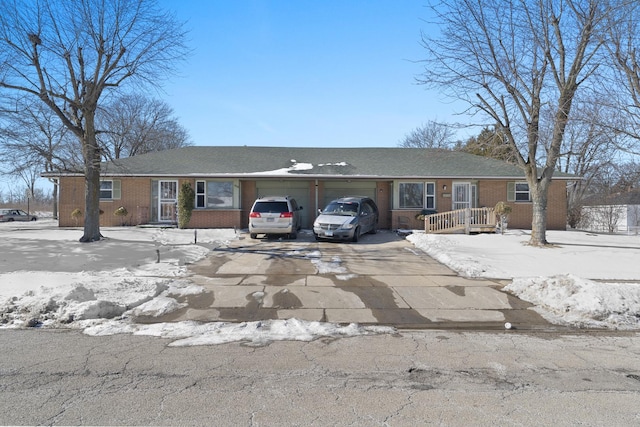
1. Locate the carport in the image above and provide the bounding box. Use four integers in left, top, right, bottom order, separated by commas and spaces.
254, 179, 379, 229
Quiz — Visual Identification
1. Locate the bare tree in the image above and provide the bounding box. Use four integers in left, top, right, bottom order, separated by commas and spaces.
1, 100, 82, 218
607, 4, 640, 154
97, 94, 191, 160
555, 98, 621, 227
398, 120, 457, 149
0, 146, 40, 203
419, 0, 616, 245
0, 0, 188, 242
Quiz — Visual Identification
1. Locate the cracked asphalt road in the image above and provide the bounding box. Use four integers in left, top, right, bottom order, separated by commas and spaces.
2, 227, 639, 425
1, 328, 640, 425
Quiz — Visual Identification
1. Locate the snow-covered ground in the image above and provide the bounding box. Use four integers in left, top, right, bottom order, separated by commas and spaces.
0, 218, 393, 345
1, 218, 639, 345
407, 229, 640, 330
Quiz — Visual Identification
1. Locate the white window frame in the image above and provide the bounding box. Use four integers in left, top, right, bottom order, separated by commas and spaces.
194, 180, 235, 209
425, 182, 436, 210
397, 181, 437, 210
196, 180, 206, 208
99, 179, 121, 200
507, 181, 531, 202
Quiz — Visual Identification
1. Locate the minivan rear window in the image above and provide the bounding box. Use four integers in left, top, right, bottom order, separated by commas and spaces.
252, 202, 289, 213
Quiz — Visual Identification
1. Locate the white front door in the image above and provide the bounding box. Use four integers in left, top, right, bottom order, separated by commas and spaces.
159, 180, 178, 223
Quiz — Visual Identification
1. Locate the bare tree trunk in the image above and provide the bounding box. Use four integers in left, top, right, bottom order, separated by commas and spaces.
81, 114, 102, 242
530, 181, 549, 245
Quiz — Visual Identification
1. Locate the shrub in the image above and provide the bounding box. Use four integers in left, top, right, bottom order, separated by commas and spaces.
177, 182, 195, 229
494, 201, 512, 234
114, 206, 128, 226
71, 208, 82, 226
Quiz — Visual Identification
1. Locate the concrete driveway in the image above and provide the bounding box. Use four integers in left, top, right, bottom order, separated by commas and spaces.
145, 230, 552, 330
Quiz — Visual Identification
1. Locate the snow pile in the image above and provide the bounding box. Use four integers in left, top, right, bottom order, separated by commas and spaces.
84, 318, 395, 347
0, 221, 394, 344
0, 273, 200, 327
407, 230, 640, 329
505, 275, 640, 329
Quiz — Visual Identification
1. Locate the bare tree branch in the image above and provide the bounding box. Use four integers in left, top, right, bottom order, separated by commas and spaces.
419, 0, 616, 245
0, 0, 189, 241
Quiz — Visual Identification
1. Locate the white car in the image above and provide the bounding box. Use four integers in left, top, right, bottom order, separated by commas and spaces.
0, 208, 37, 222
249, 196, 303, 239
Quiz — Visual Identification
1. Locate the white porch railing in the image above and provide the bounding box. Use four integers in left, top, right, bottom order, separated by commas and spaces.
423, 207, 496, 234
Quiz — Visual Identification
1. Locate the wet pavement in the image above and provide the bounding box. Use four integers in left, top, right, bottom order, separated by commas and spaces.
141, 230, 553, 330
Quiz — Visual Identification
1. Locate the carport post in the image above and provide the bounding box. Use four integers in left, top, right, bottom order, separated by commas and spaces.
315, 180, 319, 215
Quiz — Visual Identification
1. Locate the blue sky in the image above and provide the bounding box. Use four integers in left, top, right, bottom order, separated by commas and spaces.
157, 0, 462, 148
2, 1, 468, 196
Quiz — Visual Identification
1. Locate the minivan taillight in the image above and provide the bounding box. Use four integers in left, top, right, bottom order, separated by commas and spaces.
280, 212, 293, 218
249, 212, 261, 218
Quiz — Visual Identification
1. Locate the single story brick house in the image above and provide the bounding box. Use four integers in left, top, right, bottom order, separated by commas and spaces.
49, 146, 573, 230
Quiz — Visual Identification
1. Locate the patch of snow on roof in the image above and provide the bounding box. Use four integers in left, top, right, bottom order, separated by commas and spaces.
248, 160, 314, 175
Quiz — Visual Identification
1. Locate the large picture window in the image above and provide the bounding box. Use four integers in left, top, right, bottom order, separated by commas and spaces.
399, 182, 424, 209
195, 180, 234, 208
399, 182, 437, 209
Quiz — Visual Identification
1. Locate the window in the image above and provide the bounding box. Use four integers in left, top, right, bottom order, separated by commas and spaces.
399, 182, 424, 208
399, 182, 436, 210
507, 182, 531, 202
195, 180, 233, 208
425, 182, 436, 209
99, 180, 121, 200
196, 181, 206, 208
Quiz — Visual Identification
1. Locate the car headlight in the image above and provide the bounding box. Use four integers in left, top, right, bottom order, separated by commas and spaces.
340, 219, 357, 230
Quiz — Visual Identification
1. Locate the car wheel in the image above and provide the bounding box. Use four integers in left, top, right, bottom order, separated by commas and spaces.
352, 227, 360, 242
250, 233, 257, 239
7, 218, 14, 222
314, 233, 321, 241
31, 217, 37, 221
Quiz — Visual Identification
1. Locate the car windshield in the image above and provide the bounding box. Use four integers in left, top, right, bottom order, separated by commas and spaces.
322, 202, 359, 216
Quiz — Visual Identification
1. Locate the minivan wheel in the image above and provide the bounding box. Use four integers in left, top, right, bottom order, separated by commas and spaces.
250, 233, 257, 239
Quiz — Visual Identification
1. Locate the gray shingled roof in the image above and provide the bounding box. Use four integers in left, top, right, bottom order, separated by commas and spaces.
91, 146, 574, 179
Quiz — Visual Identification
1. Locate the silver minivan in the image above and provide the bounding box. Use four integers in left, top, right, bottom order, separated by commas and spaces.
249, 196, 303, 239
313, 196, 378, 242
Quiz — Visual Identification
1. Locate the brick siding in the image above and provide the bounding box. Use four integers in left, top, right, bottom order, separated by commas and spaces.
58, 176, 567, 231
